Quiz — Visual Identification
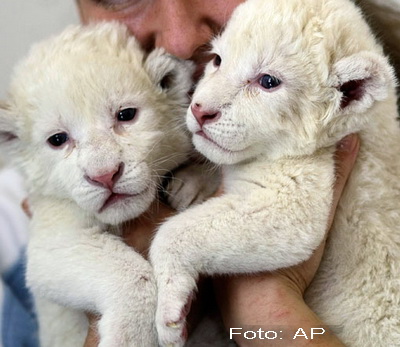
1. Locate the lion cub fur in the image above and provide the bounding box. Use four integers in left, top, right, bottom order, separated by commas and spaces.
150, 0, 400, 346
0, 22, 194, 347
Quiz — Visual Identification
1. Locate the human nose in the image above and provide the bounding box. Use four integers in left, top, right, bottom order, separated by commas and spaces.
151, 1, 215, 60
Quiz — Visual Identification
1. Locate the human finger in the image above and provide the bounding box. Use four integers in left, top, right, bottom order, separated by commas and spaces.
83, 313, 100, 347
121, 201, 175, 256
328, 133, 360, 229
21, 198, 32, 218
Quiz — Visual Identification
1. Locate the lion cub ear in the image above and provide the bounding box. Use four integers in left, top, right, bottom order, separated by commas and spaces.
332, 51, 396, 114
0, 102, 20, 157
144, 48, 194, 102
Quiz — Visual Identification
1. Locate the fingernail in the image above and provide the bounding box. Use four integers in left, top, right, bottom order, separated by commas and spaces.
337, 134, 358, 153
166, 322, 180, 329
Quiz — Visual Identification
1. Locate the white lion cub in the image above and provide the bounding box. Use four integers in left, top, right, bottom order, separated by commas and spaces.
0, 23, 194, 347
150, 0, 400, 346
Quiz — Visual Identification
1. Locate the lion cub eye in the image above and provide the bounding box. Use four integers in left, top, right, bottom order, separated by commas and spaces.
47, 132, 69, 147
213, 54, 222, 67
259, 74, 281, 89
117, 108, 137, 122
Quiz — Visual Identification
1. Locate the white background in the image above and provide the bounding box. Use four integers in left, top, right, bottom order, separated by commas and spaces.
0, 0, 79, 99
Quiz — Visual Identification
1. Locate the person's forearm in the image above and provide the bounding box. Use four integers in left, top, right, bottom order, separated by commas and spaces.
214, 275, 345, 347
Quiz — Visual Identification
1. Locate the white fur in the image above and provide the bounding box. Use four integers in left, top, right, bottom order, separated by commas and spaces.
164, 160, 221, 212
0, 22, 194, 347
150, 0, 400, 346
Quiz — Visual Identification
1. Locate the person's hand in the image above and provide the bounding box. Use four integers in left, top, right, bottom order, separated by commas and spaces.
84, 313, 100, 347
121, 201, 176, 257
213, 134, 360, 346
21, 198, 32, 218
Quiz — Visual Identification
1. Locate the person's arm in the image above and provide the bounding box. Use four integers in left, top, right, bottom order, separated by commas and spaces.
214, 272, 345, 347
213, 134, 359, 346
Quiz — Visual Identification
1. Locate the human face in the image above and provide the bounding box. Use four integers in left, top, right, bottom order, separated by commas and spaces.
77, 0, 245, 80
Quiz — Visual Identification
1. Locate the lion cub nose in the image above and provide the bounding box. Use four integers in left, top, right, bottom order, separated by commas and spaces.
191, 103, 221, 127
85, 163, 124, 190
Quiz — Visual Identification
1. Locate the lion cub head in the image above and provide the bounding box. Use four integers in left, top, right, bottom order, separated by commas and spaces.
187, 0, 396, 165
0, 22, 193, 224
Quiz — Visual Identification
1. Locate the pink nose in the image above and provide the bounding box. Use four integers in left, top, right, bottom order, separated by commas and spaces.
85, 163, 124, 190
191, 103, 221, 127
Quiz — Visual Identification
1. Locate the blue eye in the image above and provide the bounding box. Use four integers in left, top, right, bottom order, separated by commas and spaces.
117, 108, 137, 122
47, 132, 69, 147
259, 74, 281, 89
